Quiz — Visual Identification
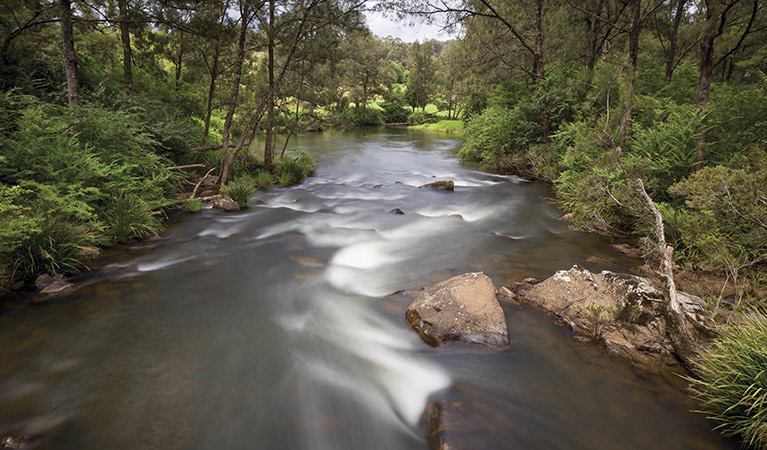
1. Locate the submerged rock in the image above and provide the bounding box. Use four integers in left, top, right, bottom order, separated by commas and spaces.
423, 401, 493, 450
212, 196, 240, 212
34, 274, 62, 290
390, 208, 405, 215
1, 433, 28, 449
40, 279, 76, 296
419, 180, 454, 191
405, 272, 509, 349
517, 265, 714, 368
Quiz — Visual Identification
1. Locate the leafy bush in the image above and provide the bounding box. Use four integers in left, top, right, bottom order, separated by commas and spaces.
103, 192, 162, 242
407, 111, 432, 125
9, 219, 97, 281
380, 99, 409, 123
186, 199, 203, 213
220, 175, 255, 207
253, 170, 273, 188
275, 151, 316, 186
689, 315, 767, 448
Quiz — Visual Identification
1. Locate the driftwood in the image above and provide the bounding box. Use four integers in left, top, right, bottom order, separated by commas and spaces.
166, 163, 206, 171
190, 167, 217, 200
636, 178, 699, 365
177, 194, 221, 204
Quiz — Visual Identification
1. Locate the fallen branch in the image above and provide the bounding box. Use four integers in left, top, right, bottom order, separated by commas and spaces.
167, 163, 205, 171
177, 194, 220, 204
190, 144, 223, 152
190, 167, 217, 200
636, 178, 699, 365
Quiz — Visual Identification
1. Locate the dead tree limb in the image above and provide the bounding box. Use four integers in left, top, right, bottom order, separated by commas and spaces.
636, 178, 699, 365
190, 167, 217, 200
167, 163, 206, 171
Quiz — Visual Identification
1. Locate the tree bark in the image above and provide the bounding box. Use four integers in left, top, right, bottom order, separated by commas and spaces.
202, 43, 220, 144
118, 0, 133, 94
264, 0, 275, 166
534, 0, 550, 144
175, 33, 184, 90
219, 1, 251, 185
619, 0, 640, 145
695, 1, 717, 171
59, 0, 80, 107
636, 178, 699, 366
664, 0, 686, 83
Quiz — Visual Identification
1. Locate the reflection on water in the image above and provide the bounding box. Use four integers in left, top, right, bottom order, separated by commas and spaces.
0, 128, 734, 449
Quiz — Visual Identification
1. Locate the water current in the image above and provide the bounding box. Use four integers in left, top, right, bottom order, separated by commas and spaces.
0, 128, 735, 449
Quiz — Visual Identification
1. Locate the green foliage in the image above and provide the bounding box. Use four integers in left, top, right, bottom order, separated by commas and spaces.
220, 175, 255, 207
275, 151, 316, 186
669, 161, 767, 275
253, 170, 274, 188
9, 219, 97, 282
380, 98, 409, 123
407, 111, 433, 125
186, 199, 203, 213
103, 192, 162, 242
689, 315, 767, 448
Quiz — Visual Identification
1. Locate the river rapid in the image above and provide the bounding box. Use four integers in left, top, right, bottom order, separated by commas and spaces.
0, 128, 734, 449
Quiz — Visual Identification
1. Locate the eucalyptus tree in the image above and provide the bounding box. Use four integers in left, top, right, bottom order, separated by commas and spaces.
344, 31, 395, 120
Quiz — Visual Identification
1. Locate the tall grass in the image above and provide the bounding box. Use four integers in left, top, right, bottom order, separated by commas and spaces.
688, 315, 767, 449
104, 192, 162, 242
10, 219, 95, 281
220, 175, 255, 207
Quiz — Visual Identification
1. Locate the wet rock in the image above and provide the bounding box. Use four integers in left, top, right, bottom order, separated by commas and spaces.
200, 174, 219, 187
40, 279, 76, 296
10, 281, 25, 290
406, 272, 509, 349
1, 433, 28, 449
449, 214, 463, 220
390, 208, 405, 215
419, 180, 454, 191
213, 196, 240, 212
423, 401, 493, 450
559, 213, 574, 222
586, 255, 616, 265
520, 265, 715, 368
78, 246, 101, 258
611, 243, 643, 259
226, 233, 251, 243
289, 256, 325, 267
495, 286, 518, 303
34, 274, 64, 290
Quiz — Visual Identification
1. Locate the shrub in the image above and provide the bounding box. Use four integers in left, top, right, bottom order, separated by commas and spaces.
380, 99, 409, 123
9, 219, 96, 281
253, 170, 273, 188
103, 192, 162, 242
275, 151, 315, 186
689, 315, 767, 448
186, 199, 203, 213
407, 111, 432, 125
220, 175, 255, 207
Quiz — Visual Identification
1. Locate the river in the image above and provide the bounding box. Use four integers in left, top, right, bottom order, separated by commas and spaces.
0, 128, 734, 449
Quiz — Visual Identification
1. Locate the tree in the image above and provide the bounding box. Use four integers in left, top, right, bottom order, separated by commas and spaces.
405, 40, 435, 111
58, 0, 80, 107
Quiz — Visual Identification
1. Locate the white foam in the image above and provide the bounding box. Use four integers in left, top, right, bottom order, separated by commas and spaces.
136, 255, 194, 272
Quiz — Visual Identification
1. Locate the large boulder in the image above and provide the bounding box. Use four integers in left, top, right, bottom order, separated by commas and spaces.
212, 196, 240, 212
419, 180, 454, 191
515, 265, 714, 368
406, 272, 509, 349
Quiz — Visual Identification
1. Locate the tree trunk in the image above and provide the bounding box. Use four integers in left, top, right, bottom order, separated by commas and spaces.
219, 2, 250, 185
695, 2, 716, 172
619, 0, 640, 144
118, 0, 133, 94
175, 34, 184, 90
534, 0, 550, 144
59, 0, 80, 107
264, 0, 275, 166
202, 44, 220, 144
665, 0, 686, 83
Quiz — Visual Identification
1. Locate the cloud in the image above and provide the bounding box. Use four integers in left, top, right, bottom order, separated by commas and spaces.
364, 10, 455, 42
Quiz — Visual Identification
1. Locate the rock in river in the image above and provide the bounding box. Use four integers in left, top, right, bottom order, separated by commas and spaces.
213, 196, 240, 212
515, 265, 714, 368
419, 180, 454, 191
406, 272, 509, 349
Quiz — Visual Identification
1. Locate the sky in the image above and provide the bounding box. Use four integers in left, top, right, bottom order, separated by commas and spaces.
364, 10, 457, 42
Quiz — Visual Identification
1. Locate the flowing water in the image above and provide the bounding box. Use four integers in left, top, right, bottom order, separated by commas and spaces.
0, 128, 734, 449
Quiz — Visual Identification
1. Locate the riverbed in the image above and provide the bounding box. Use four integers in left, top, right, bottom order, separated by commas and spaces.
0, 128, 734, 449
